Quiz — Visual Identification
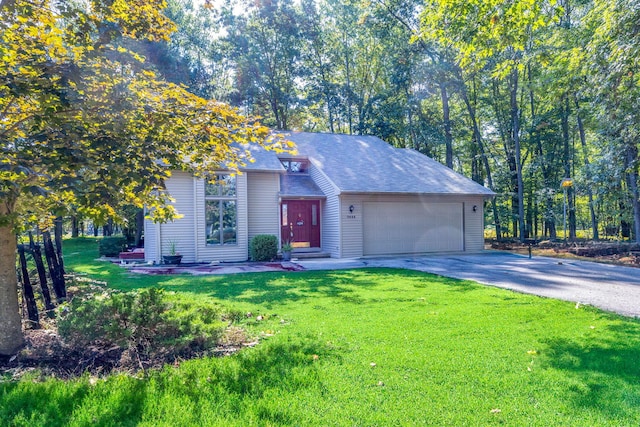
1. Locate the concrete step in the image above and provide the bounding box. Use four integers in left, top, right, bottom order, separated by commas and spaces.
291, 251, 331, 259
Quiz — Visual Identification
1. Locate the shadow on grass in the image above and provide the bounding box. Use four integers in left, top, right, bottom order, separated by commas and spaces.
154, 269, 409, 308
542, 318, 640, 416
0, 336, 334, 426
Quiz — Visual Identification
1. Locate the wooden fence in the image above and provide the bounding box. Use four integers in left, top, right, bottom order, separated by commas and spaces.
16, 231, 66, 328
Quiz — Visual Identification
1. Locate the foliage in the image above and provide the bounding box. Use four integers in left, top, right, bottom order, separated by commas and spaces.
0, 0, 292, 353
249, 234, 278, 261
57, 287, 231, 356
97, 236, 127, 257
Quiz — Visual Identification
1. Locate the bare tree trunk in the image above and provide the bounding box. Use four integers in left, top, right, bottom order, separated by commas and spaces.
625, 146, 640, 244
440, 83, 453, 169
135, 209, 145, 247
0, 201, 24, 355
71, 215, 79, 238
510, 64, 526, 242
459, 78, 502, 240
575, 100, 598, 239
561, 96, 576, 239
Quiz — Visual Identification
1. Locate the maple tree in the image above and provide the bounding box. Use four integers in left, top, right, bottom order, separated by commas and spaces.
0, 0, 287, 355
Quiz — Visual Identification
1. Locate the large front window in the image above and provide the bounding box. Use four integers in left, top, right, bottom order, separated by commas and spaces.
205, 175, 237, 245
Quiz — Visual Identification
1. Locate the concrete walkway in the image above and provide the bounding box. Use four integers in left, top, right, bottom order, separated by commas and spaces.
293, 251, 640, 318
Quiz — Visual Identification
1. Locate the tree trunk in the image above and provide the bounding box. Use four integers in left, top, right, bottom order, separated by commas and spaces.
54, 217, 65, 275
459, 78, 502, 240
510, 65, 526, 242
0, 204, 24, 355
575, 100, 598, 239
561, 96, 576, 239
71, 215, 79, 238
440, 83, 453, 169
625, 146, 640, 244
135, 208, 145, 247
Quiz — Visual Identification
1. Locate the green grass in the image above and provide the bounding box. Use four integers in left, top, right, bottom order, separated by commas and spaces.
2, 237, 640, 426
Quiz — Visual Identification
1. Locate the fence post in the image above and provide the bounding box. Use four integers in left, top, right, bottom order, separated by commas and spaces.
17, 244, 40, 328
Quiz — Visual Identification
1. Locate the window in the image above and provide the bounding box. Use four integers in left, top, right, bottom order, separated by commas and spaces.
205, 175, 237, 245
281, 159, 309, 173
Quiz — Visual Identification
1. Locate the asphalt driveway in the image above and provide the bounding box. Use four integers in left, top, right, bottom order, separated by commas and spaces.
295, 251, 640, 318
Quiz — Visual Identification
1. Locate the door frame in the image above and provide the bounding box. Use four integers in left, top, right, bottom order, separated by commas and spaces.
280, 199, 321, 249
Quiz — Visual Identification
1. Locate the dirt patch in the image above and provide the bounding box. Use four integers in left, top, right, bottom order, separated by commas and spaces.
0, 327, 250, 381
489, 240, 640, 267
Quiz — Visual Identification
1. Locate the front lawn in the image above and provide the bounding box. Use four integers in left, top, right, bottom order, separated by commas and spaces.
2, 238, 639, 426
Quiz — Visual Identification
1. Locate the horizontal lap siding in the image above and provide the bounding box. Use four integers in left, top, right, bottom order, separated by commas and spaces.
308, 164, 340, 257
143, 209, 157, 263
159, 172, 196, 262
464, 196, 485, 251
247, 172, 281, 242
340, 195, 364, 258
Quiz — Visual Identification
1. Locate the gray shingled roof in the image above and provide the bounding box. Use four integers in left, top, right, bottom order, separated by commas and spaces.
284, 132, 495, 196
239, 143, 285, 172
279, 174, 326, 198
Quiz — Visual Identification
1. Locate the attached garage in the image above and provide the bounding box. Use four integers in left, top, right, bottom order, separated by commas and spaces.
363, 201, 464, 255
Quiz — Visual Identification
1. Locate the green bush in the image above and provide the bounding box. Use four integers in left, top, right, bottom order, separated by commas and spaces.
250, 234, 278, 261
58, 287, 232, 356
98, 236, 128, 257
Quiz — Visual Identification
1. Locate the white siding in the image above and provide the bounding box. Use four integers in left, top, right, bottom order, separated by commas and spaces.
340, 195, 364, 258
308, 163, 341, 257
247, 172, 281, 242
464, 196, 485, 252
158, 171, 197, 263
143, 209, 158, 263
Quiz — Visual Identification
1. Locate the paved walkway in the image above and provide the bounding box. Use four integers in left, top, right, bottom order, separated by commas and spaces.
294, 252, 640, 318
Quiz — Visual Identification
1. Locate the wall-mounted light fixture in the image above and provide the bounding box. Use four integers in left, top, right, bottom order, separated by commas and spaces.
472, 205, 477, 212
349, 205, 355, 213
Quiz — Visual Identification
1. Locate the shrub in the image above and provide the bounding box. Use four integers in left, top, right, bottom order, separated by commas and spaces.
250, 234, 278, 261
57, 287, 234, 357
98, 236, 128, 257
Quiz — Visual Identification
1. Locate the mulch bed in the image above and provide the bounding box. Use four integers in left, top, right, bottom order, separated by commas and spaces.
490, 240, 640, 266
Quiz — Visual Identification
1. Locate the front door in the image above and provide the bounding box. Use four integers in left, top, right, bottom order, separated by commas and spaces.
281, 200, 321, 248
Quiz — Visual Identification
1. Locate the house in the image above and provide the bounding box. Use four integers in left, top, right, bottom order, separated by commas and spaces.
144, 132, 495, 263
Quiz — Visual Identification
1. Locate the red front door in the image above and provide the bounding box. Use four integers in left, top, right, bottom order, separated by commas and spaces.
281, 200, 320, 248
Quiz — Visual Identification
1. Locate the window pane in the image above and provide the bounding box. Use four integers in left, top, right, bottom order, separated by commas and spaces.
222, 201, 237, 244
220, 175, 236, 196
205, 175, 236, 197
312, 204, 317, 226
282, 203, 288, 226
205, 182, 220, 197
206, 201, 221, 244
280, 159, 308, 173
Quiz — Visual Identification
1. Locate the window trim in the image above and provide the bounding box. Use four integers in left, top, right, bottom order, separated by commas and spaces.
205, 174, 238, 246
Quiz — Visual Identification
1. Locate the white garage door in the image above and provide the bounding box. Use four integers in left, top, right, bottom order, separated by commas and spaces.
363, 202, 464, 255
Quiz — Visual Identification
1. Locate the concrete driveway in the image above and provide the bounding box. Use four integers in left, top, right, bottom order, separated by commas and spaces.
294, 251, 640, 318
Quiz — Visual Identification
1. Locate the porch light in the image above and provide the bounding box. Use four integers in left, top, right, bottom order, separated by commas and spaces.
472, 205, 477, 212
349, 205, 355, 213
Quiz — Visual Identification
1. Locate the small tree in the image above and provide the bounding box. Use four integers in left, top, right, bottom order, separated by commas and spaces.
0, 0, 290, 355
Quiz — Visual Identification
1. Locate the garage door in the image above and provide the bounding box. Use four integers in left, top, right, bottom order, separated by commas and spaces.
363, 202, 464, 255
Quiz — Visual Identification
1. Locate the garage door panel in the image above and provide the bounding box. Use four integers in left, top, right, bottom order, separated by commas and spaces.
363, 202, 463, 255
